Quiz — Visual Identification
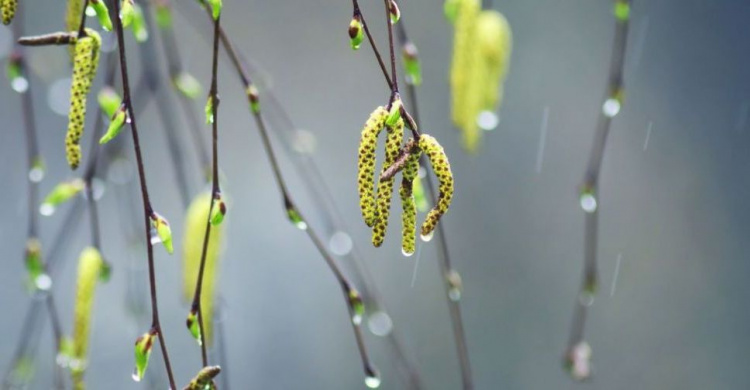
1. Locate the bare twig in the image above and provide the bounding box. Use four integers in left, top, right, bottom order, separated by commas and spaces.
112, 0, 177, 387
565, 0, 633, 378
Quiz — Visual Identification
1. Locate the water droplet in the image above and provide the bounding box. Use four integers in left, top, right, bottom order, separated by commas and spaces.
477, 110, 499, 131
364, 371, 381, 388
401, 247, 414, 257
579, 193, 597, 213
367, 311, 393, 337
149, 228, 163, 245
85, 6, 96, 16
39, 203, 55, 216
56, 352, 71, 368
11, 77, 29, 93
28, 167, 44, 183
578, 291, 595, 307
291, 129, 317, 155
566, 341, 593, 381
131, 367, 142, 382
69, 358, 86, 372
419, 231, 434, 242
351, 312, 363, 326
34, 274, 52, 291
448, 288, 462, 302
47, 78, 72, 117
602, 98, 621, 118
329, 231, 353, 256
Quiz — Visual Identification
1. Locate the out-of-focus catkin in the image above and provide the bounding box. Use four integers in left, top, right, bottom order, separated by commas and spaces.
72, 247, 104, 387
182, 192, 223, 345
449, 0, 480, 130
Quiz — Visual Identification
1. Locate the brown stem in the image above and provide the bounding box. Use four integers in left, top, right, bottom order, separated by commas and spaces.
112, 0, 176, 387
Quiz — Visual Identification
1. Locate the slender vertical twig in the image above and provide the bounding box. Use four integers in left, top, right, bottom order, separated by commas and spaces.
112, 1, 176, 387
565, 0, 632, 378
396, 20, 474, 390
351, 0, 393, 90
191, 11, 222, 368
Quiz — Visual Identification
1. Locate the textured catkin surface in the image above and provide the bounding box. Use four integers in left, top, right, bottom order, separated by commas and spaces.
65, 30, 100, 170
419, 134, 454, 238
372, 118, 404, 247
183, 191, 223, 345
357, 106, 388, 227
72, 247, 102, 366
1, 0, 17, 25
65, 0, 83, 58
399, 146, 421, 255
449, 0, 480, 129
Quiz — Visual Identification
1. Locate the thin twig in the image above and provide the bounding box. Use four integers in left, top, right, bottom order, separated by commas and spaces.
566, 0, 633, 375
191, 12, 222, 369
351, 0, 393, 90
112, 1, 177, 387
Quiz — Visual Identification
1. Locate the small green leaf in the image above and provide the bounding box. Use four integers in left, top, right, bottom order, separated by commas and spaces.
348, 15, 364, 50
185, 306, 202, 345
120, 0, 135, 27
346, 285, 365, 325
246, 84, 260, 114
133, 330, 156, 382
41, 178, 85, 214
24, 238, 44, 289
210, 194, 226, 226
131, 4, 148, 42
205, 95, 214, 124
385, 98, 402, 127
97, 87, 122, 118
389, 0, 400, 25
207, 0, 222, 20
154, 2, 172, 29
402, 42, 422, 86
150, 212, 174, 254
100, 104, 127, 144
284, 199, 307, 230
90, 0, 113, 32
173, 71, 202, 99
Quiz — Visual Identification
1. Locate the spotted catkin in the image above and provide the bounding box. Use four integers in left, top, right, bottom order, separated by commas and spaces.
418, 134, 454, 238
399, 142, 421, 256
66, 0, 83, 59
357, 106, 388, 227
72, 247, 104, 387
372, 118, 404, 247
449, 0, 480, 130
1, 0, 17, 25
66, 29, 101, 170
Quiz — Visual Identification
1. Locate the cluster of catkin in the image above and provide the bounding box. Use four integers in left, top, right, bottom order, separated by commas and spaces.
446, 0, 512, 152
357, 103, 454, 256
1, 0, 16, 25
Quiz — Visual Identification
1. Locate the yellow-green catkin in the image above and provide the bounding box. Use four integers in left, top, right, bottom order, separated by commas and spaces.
418, 135, 454, 239
1, 0, 17, 25
477, 11, 512, 112
183, 192, 223, 345
449, 0, 480, 130
66, 29, 101, 170
185, 366, 221, 390
71, 247, 104, 388
399, 144, 421, 256
66, 0, 83, 59
372, 118, 404, 247
357, 106, 388, 227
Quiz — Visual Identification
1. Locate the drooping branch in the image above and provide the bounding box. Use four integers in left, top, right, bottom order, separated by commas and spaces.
112, 0, 176, 387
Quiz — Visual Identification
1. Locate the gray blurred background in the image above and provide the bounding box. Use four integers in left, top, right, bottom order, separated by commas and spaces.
2, 0, 750, 389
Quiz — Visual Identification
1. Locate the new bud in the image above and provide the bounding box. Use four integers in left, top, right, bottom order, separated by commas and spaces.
100, 103, 128, 144
348, 15, 364, 50
150, 212, 174, 254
